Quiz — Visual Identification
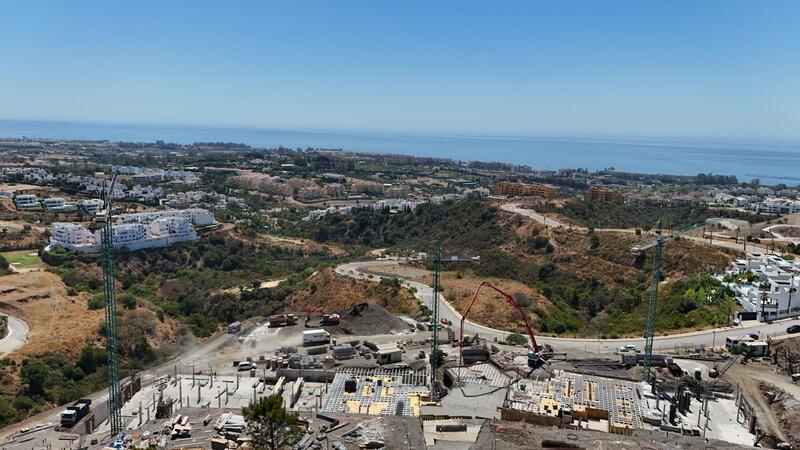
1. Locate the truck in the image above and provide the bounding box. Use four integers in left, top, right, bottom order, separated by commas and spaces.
60, 399, 92, 428
303, 329, 331, 346
268, 314, 298, 328
320, 313, 340, 325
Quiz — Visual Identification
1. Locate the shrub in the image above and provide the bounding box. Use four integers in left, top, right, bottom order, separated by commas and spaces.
88, 294, 105, 310
505, 333, 528, 346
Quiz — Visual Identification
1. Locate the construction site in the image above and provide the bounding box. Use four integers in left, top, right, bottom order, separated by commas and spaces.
1, 178, 798, 450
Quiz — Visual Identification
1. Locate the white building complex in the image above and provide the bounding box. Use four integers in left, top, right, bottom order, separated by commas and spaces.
719, 252, 800, 321
48, 208, 216, 253
114, 208, 216, 227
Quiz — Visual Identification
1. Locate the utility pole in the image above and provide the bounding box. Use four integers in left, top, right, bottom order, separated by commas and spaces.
99, 173, 122, 436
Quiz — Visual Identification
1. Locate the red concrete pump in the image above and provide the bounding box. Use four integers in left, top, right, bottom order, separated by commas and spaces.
459, 281, 555, 372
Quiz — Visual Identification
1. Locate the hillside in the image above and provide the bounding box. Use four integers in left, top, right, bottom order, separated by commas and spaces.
286, 268, 419, 317
296, 199, 739, 336
536, 198, 770, 229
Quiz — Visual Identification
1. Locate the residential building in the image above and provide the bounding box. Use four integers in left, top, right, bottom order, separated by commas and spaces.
50, 222, 99, 252
48, 209, 211, 253
81, 199, 104, 215
720, 252, 800, 321
114, 208, 216, 227
584, 186, 623, 204
43, 197, 75, 212
14, 194, 40, 209
491, 181, 558, 198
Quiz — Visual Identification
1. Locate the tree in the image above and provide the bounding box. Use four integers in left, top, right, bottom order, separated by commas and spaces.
787, 280, 797, 316
506, 333, 528, 346
589, 234, 600, 250
429, 348, 445, 368
242, 394, 296, 450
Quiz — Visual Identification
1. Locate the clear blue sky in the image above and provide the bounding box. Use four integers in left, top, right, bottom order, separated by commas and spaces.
1, 1, 799, 140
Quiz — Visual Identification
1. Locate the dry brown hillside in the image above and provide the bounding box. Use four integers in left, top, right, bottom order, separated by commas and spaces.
286, 268, 418, 316
0, 271, 104, 359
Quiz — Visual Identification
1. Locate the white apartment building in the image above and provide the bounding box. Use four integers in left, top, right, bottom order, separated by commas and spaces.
751, 198, 800, 215
14, 194, 40, 209
150, 217, 197, 243
720, 252, 800, 321
115, 208, 216, 227
50, 222, 100, 252
81, 199, 104, 215
42, 197, 75, 212
48, 208, 214, 254
163, 191, 205, 208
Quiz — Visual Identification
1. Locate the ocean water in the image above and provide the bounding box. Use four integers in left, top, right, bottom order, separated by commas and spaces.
1, 119, 799, 185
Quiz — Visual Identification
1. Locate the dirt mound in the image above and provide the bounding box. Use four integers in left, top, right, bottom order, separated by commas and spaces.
286, 268, 418, 316
761, 382, 800, 449
338, 302, 412, 336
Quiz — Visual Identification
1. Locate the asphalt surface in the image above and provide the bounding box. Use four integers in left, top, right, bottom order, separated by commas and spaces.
0, 314, 29, 357
336, 260, 798, 355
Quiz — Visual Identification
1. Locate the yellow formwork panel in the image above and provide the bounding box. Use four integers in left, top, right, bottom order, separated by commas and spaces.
409, 394, 421, 416
368, 401, 389, 415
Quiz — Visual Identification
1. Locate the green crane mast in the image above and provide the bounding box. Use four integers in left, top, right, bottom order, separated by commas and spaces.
429, 243, 442, 395
643, 221, 664, 386
99, 173, 123, 435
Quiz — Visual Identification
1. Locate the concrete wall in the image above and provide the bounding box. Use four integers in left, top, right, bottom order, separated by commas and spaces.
276, 368, 336, 383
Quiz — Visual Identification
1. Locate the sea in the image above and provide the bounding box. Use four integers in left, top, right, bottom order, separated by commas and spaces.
1, 119, 799, 185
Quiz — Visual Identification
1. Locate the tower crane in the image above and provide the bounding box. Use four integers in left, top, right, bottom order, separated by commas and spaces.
95, 172, 122, 435
459, 281, 558, 374
426, 243, 478, 396
631, 221, 676, 387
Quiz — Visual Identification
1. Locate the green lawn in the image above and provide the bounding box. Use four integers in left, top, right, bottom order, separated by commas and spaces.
2, 251, 42, 267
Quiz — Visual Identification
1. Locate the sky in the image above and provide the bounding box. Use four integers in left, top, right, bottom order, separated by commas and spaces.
0, 1, 799, 140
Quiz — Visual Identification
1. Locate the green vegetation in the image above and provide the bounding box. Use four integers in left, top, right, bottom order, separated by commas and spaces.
602, 276, 737, 336
695, 173, 738, 185
291, 198, 736, 336
48, 232, 325, 337
0, 347, 110, 427
505, 333, 528, 346
243, 394, 298, 450
538, 199, 769, 229
0, 254, 9, 275
1, 251, 41, 268
287, 199, 508, 254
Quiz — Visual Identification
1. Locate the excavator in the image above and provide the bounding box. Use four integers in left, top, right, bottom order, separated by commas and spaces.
460, 281, 560, 374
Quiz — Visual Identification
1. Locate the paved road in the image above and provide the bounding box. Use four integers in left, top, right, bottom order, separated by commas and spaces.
0, 314, 29, 357
502, 203, 770, 254
336, 260, 798, 355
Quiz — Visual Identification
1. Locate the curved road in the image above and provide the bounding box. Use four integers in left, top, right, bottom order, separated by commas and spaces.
501, 203, 770, 255
0, 314, 29, 357
336, 260, 797, 355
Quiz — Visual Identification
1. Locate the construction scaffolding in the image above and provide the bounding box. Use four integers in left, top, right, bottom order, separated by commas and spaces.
502, 370, 646, 435
320, 368, 430, 417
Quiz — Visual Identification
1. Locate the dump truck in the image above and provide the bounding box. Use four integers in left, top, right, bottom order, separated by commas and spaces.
60, 399, 92, 428
268, 314, 297, 328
